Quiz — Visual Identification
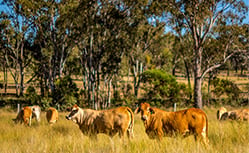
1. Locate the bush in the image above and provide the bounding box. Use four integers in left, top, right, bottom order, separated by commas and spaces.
210, 77, 241, 105
40, 97, 52, 110
141, 69, 187, 106
25, 86, 41, 105
53, 76, 79, 110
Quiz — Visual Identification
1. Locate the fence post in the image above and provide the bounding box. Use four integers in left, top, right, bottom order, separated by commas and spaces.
174, 103, 177, 112
17, 103, 20, 113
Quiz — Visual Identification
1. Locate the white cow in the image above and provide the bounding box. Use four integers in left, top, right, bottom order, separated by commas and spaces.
30, 105, 41, 122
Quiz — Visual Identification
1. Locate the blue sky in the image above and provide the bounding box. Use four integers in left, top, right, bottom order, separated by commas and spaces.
243, 0, 249, 24
0, 0, 248, 23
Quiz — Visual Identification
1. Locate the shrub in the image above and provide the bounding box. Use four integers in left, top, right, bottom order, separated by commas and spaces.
141, 69, 187, 106
210, 77, 241, 105
40, 97, 52, 110
25, 86, 41, 105
53, 76, 79, 110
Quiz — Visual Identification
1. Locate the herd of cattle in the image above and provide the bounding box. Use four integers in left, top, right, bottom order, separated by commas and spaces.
13, 106, 58, 126
12, 103, 249, 144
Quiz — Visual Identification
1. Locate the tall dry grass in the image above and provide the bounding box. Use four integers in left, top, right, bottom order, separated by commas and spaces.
0, 107, 248, 153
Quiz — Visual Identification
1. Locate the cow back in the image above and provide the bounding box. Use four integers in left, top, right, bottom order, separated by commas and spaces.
46, 107, 58, 124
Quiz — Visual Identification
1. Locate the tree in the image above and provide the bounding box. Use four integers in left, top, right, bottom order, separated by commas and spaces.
14, 0, 77, 101
0, 1, 33, 97
61, 0, 135, 109
151, 0, 248, 108
141, 69, 187, 107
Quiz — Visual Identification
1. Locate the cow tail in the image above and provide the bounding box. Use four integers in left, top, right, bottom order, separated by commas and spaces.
205, 114, 209, 144
127, 107, 134, 138
206, 115, 208, 136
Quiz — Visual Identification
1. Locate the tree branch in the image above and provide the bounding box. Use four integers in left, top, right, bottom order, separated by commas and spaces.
201, 52, 234, 79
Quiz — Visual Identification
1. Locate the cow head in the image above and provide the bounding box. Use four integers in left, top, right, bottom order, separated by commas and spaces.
134, 102, 155, 121
32, 106, 41, 122
66, 104, 81, 123
217, 107, 227, 120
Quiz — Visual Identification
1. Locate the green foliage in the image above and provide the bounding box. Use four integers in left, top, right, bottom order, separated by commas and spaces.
53, 76, 79, 110
210, 77, 241, 103
25, 86, 40, 105
141, 69, 187, 106
40, 97, 52, 110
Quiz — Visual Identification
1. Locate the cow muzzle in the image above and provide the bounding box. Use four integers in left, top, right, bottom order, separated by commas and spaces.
65, 115, 71, 120
141, 115, 148, 121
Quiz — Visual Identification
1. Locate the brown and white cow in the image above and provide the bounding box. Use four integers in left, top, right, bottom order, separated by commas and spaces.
30, 105, 41, 122
66, 104, 134, 139
217, 107, 227, 120
219, 107, 249, 121
46, 107, 58, 124
13, 106, 33, 126
135, 102, 208, 144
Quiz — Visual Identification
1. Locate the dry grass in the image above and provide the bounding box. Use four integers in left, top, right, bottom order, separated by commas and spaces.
0, 107, 248, 153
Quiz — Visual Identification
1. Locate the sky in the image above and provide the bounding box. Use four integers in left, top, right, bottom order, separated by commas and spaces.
0, 0, 248, 24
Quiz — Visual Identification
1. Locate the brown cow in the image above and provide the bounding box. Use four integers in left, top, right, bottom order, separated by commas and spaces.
66, 104, 134, 139
219, 107, 249, 121
46, 107, 58, 124
238, 109, 249, 121
135, 103, 208, 144
13, 106, 33, 126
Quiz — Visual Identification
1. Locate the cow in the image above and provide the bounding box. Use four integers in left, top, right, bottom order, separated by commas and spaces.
135, 102, 208, 144
13, 106, 33, 126
46, 107, 58, 124
30, 105, 41, 122
66, 104, 134, 140
217, 107, 227, 120
238, 108, 249, 121
220, 107, 249, 121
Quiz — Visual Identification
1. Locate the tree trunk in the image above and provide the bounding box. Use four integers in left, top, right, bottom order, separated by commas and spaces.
184, 60, 192, 101
207, 72, 212, 106
40, 76, 44, 97
4, 63, 7, 94
193, 48, 203, 108
19, 64, 24, 97
133, 60, 143, 98
194, 76, 202, 108
107, 79, 112, 108
19, 42, 24, 97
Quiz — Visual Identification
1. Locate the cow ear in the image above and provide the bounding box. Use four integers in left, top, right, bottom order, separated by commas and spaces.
134, 107, 140, 114
149, 108, 155, 114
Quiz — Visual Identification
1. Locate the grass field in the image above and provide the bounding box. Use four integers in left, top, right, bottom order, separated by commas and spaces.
0, 107, 248, 153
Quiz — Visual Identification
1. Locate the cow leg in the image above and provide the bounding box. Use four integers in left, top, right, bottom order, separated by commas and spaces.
118, 129, 126, 144
126, 128, 134, 139
156, 129, 163, 141
24, 118, 28, 126
118, 130, 125, 139
194, 127, 209, 146
29, 116, 32, 126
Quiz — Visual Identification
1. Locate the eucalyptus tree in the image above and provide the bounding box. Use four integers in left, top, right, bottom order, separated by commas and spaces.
0, 1, 33, 96
8, 0, 77, 102
124, 1, 167, 98
60, 0, 135, 109
128, 22, 166, 98
151, 0, 248, 108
